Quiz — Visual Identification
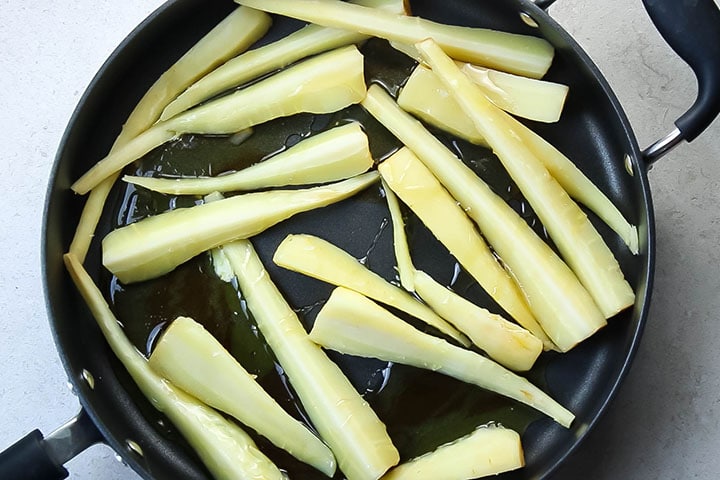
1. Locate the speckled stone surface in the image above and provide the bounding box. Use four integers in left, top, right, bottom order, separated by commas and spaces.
1, 1, 718, 479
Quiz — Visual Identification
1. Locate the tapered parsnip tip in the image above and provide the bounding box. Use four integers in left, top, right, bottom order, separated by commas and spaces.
628, 224, 639, 255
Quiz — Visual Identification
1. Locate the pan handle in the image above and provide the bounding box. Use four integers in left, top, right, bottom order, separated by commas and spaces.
0, 409, 104, 480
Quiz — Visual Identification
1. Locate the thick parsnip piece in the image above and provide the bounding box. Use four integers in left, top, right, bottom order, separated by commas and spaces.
161, 0, 407, 120
273, 234, 470, 347
234, 0, 554, 78
148, 316, 336, 476
361, 85, 605, 352
416, 39, 635, 320
381, 179, 415, 291
72, 45, 367, 194
398, 64, 639, 254
68, 7, 271, 262
413, 271, 542, 372
103, 172, 378, 284
223, 240, 399, 480
378, 147, 551, 348
63, 254, 283, 480
383, 426, 524, 480
124, 123, 373, 195
311, 288, 575, 427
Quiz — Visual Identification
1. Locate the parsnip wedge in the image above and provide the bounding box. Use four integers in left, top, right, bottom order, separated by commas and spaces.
383, 425, 524, 480
361, 84, 605, 352
124, 122, 373, 195
223, 240, 399, 480
68, 6, 271, 262
416, 39, 635, 320
148, 316, 336, 476
397, 64, 639, 254
233, 0, 554, 78
103, 172, 378, 284
273, 233, 470, 347
72, 45, 367, 194
63, 254, 283, 480
310, 287, 575, 428
161, 0, 407, 120
378, 147, 551, 348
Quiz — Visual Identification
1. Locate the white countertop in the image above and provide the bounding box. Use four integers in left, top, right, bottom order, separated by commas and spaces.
1, 1, 719, 479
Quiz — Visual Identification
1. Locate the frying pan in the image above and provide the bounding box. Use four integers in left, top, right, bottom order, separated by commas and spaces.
1, 0, 719, 478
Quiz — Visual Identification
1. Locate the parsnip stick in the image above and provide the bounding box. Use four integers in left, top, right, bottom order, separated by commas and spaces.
397, 64, 639, 254
223, 240, 399, 480
381, 179, 415, 291
63, 253, 283, 480
361, 85, 605, 352
233, 0, 554, 78
273, 233, 470, 347
72, 45, 367, 194
103, 172, 378, 284
310, 287, 575, 428
416, 39, 635, 320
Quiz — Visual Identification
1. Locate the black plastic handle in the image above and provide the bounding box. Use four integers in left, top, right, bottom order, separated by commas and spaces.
0, 430, 69, 480
642, 0, 720, 142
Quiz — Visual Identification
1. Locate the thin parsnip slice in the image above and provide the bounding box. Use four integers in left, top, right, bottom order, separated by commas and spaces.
223, 240, 399, 480
72, 45, 367, 194
148, 316, 336, 476
413, 271, 542, 372
378, 147, 551, 348
161, 0, 407, 120
361, 84, 605, 352
382, 425, 524, 480
310, 287, 575, 427
103, 172, 378, 284
233, 0, 554, 78
397, 64, 639, 254
416, 39, 635, 320
68, 7, 271, 262
124, 123, 373, 195
381, 179, 415, 291
273, 233, 470, 347
63, 254, 283, 480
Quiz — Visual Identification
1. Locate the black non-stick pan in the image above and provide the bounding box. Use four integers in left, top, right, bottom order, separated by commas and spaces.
2, 0, 719, 478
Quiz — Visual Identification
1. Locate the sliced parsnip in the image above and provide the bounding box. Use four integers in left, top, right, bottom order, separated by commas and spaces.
378, 147, 551, 349
273, 233, 470, 347
233, 0, 554, 78
72, 45, 367, 194
103, 172, 378, 284
397, 64, 639, 254
310, 287, 575, 427
68, 7, 271, 262
413, 271, 542, 372
383, 425, 524, 480
223, 240, 399, 480
148, 316, 336, 476
381, 179, 415, 291
63, 254, 283, 480
124, 123, 372, 195
416, 39, 635, 320
361, 84, 605, 352
161, 0, 407, 120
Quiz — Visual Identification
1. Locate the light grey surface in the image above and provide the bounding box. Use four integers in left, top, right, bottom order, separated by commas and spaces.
0, 1, 718, 479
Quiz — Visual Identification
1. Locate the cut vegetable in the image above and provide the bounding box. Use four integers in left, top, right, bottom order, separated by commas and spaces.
233, 0, 554, 78
413, 270, 542, 372
63, 253, 283, 480
362, 84, 605, 352
273, 233, 470, 347
223, 240, 399, 480
378, 147, 551, 348
397, 63, 639, 254
148, 316, 336, 476
161, 0, 407, 120
124, 122, 373, 195
383, 425, 524, 480
381, 179, 415, 291
103, 172, 378, 284
72, 45, 367, 194
416, 39, 635, 320
310, 287, 575, 427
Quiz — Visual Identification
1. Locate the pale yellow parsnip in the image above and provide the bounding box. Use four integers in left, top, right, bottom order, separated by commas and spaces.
381, 178, 415, 291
